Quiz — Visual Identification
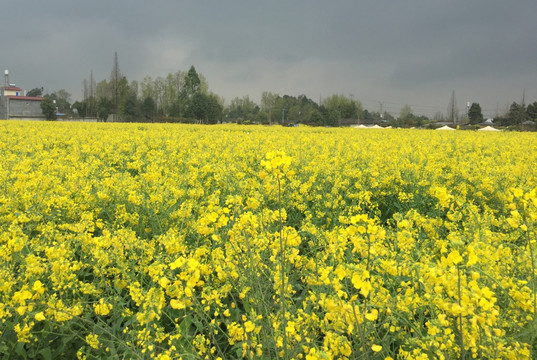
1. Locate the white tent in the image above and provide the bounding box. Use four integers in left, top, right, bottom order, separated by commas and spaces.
351, 124, 368, 128
478, 126, 500, 131
370, 124, 384, 129
436, 125, 455, 130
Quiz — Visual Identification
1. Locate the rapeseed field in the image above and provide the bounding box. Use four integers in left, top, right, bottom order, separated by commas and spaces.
1, 121, 536, 359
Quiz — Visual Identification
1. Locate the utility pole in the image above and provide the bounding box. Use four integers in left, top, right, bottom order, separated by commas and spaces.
379, 101, 384, 120
448, 90, 457, 125
89, 70, 95, 117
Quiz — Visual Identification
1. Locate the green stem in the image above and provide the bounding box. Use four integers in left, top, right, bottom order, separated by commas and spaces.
360, 232, 371, 360
457, 264, 465, 360
527, 229, 536, 358
277, 175, 288, 359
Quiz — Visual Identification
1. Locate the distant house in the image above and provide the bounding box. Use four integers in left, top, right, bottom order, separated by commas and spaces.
0, 72, 45, 119
0, 94, 45, 119
3, 85, 23, 96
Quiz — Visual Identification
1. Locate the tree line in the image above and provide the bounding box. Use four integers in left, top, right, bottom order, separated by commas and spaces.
31, 53, 366, 125
31, 54, 537, 128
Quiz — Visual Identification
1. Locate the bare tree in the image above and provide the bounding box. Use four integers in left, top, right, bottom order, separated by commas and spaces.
447, 90, 459, 124
110, 52, 122, 120
261, 91, 277, 125
82, 70, 97, 117
89, 70, 96, 117
83, 78, 88, 104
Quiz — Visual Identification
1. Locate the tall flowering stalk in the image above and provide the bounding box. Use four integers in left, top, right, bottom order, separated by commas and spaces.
510, 187, 537, 357
260, 151, 294, 359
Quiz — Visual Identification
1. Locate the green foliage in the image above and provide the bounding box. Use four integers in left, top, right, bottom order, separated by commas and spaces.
526, 102, 537, 121
45, 89, 71, 116
186, 93, 223, 124
398, 104, 415, 127
121, 87, 139, 122
97, 97, 112, 122
40, 96, 57, 120
226, 96, 259, 122
322, 94, 362, 124
508, 102, 529, 125
468, 102, 484, 124
183, 66, 201, 99
27, 87, 44, 97
262, 94, 323, 125
141, 96, 156, 121
72, 101, 86, 118
392, 105, 429, 128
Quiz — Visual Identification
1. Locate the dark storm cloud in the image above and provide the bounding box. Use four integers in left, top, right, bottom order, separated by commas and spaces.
1, 0, 535, 116
388, 2, 537, 87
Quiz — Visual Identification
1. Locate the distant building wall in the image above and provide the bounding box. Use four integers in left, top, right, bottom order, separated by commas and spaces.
0, 96, 45, 119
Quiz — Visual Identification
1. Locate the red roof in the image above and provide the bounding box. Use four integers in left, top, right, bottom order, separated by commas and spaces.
4, 86, 22, 91
8, 96, 44, 101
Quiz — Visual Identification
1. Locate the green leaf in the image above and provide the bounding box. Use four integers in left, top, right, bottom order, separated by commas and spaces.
15, 342, 27, 358
38, 347, 53, 360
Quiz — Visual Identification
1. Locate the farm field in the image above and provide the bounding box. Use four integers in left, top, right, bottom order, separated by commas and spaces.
1, 121, 536, 359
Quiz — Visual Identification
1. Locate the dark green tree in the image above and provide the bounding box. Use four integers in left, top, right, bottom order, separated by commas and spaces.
325, 108, 340, 127
122, 90, 139, 122
526, 101, 537, 121
507, 102, 528, 125
293, 94, 320, 124
398, 104, 416, 127
205, 94, 223, 124
227, 96, 259, 122
72, 100, 86, 118
184, 66, 201, 98
468, 102, 484, 124
46, 89, 71, 115
322, 94, 361, 126
415, 115, 429, 128
309, 109, 324, 126
362, 109, 373, 122
27, 87, 44, 97
97, 97, 112, 122
142, 96, 156, 122
40, 96, 57, 120
186, 93, 223, 124
265, 94, 322, 125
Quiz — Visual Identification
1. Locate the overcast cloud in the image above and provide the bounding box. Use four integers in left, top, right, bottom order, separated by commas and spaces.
1, 1, 536, 117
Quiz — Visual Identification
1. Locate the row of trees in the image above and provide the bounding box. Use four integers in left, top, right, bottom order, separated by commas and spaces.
36, 53, 368, 125
467, 101, 537, 126
224, 93, 362, 126
33, 53, 537, 127
72, 55, 224, 124
494, 101, 537, 126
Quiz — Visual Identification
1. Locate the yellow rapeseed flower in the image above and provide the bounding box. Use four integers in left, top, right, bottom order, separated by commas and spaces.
93, 298, 113, 316
85, 333, 100, 349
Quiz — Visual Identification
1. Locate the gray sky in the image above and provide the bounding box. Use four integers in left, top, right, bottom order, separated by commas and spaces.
2, 1, 536, 117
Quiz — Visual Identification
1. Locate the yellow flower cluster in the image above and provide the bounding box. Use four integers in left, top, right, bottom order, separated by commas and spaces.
0, 121, 536, 359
